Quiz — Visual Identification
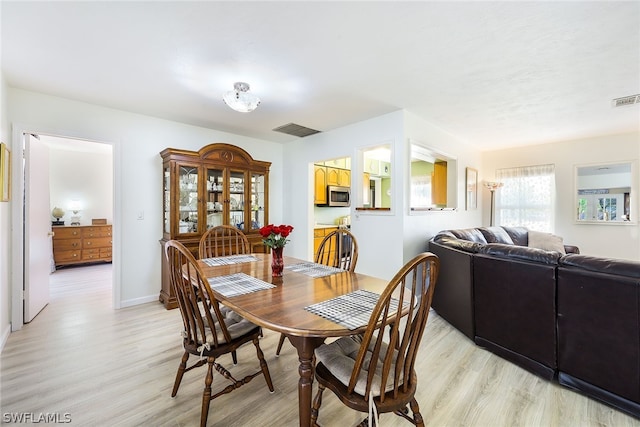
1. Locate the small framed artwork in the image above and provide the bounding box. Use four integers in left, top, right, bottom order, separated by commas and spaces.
465, 167, 478, 210
0, 143, 10, 202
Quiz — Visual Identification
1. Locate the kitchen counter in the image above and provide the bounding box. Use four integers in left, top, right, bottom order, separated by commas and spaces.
314, 223, 339, 229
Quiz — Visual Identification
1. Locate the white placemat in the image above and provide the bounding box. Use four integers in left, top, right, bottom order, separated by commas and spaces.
304, 289, 397, 330
202, 254, 259, 266
207, 272, 275, 297
285, 262, 344, 278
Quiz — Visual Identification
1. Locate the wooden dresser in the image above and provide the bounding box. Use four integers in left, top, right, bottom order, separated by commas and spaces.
52, 225, 112, 267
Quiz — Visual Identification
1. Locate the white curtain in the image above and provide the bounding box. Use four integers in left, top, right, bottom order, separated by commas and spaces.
495, 164, 555, 232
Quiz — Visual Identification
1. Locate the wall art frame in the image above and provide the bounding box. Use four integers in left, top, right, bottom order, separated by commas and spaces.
0, 142, 11, 202
465, 167, 478, 210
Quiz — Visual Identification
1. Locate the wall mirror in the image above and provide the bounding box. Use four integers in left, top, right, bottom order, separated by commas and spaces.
409, 141, 457, 211
575, 161, 635, 224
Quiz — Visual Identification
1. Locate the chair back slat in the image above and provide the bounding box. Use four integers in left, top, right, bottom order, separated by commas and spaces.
166, 240, 233, 349
199, 225, 251, 259
315, 229, 358, 271
347, 252, 439, 402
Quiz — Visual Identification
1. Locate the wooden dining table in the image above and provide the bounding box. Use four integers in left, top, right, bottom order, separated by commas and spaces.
197, 253, 389, 427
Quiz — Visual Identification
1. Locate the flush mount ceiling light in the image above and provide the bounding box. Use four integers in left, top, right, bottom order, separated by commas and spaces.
223, 82, 261, 113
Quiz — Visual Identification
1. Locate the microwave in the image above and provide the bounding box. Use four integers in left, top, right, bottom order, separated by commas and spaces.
325, 185, 351, 207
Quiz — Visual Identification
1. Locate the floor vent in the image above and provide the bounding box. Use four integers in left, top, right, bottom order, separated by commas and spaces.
272, 123, 321, 138
612, 94, 640, 107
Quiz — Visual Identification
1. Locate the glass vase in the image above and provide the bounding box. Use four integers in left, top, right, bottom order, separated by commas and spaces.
271, 247, 284, 277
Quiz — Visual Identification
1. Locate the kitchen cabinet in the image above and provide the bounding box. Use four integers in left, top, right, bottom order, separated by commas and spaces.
315, 164, 351, 205
327, 167, 350, 187
432, 161, 448, 206
314, 165, 328, 205
159, 143, 270, 309
52, 225, 112, 267
314, 226, 338, 256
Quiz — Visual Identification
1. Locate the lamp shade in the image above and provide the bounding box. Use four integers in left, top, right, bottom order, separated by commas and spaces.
223, 82, 260, 113
484, 181, 504, 191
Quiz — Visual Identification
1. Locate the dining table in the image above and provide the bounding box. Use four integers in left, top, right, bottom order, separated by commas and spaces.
196, 253, 389, 427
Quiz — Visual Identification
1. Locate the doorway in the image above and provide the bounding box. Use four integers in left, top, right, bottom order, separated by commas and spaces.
11, 130, 117, 330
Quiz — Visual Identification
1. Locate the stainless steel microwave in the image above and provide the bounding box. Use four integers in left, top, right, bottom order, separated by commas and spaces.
326, 185, 351, 207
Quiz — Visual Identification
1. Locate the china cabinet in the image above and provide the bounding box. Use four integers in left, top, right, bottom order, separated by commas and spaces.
159, 143, 270, 309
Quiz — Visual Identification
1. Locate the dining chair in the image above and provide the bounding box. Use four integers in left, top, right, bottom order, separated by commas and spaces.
199, 225, 251, 259
310, 252, 440, 427
165, 240, 274, 427
275, 228, 359, 356
314, 228, 358, 271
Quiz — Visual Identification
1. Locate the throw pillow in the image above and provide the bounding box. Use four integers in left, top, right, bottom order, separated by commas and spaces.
528, 230, 566, 254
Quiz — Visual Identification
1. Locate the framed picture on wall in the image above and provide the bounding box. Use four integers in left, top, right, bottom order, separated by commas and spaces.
465, 167, 477, 210
0, 143, 10, 202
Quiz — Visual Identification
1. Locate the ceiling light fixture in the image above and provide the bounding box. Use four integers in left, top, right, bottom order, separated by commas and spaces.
223, 82, 260, 113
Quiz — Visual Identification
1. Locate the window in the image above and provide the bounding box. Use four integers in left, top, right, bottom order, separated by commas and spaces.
496, 164, 555, 231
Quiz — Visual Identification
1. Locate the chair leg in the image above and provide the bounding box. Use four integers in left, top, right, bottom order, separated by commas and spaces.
172, 351, 190, 397
310, 383, 325, 425
253, 337, 274, 392
232, 350, 238, 365
200, 357, 215, 427
275, 333, 286, 356
409, 398, 424, 427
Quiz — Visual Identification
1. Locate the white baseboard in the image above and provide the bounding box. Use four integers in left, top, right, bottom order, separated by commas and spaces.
0, 323, 11, 354
119, 294, 159, 308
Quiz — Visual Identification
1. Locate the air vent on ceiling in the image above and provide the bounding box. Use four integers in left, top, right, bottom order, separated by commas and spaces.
272, 123, 321, 138
612, 94, 640, 107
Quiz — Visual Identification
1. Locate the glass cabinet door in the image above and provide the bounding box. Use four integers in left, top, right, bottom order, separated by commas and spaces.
228, 170, 246, 231
178, 164, 199, 234
205, 167, 224, 230
250, 172, 266, 231
163, 166, 171, 234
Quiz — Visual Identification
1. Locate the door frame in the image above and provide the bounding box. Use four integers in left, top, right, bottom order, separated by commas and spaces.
10, 123, 122, 331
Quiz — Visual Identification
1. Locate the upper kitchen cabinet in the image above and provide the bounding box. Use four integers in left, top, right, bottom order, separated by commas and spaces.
160, 143, 270, 309
314, 157, 351, 205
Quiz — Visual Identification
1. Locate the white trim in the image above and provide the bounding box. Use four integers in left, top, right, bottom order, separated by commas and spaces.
119, 295, 158, 308
0, 323, 11, 353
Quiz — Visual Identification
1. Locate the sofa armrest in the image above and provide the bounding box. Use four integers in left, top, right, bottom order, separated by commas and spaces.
564, 245, 580, 254
431, 235, 484, 253
480, 243, 562, 265
560, 254, 640, 278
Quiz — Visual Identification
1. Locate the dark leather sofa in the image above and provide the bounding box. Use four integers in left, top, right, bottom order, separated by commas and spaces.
428, 226, 640, 419
557, 254, 640, 417
428, 226, 578, 380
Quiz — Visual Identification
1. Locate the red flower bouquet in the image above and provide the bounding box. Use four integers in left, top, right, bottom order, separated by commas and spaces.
259, 224, 294, 249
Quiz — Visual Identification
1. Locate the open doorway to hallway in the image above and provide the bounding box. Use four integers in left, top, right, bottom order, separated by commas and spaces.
29, 135, 114, 322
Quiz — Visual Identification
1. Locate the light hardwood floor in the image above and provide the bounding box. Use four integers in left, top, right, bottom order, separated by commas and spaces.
1, 263, 639, 426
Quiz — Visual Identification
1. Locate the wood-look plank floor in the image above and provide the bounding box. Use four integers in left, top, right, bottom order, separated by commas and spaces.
1, 264, 639, 426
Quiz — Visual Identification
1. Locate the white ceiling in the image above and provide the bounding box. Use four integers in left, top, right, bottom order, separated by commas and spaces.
2, 1, 639, 150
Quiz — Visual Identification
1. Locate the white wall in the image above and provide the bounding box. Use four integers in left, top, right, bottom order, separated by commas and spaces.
7, 88, 284, 311
0, 67, 11, 348
482, 132, 640, 260
284, 110, 483, 280
284, 111, 405, 280
49, 144, 113, 226
402, 112, 483, 262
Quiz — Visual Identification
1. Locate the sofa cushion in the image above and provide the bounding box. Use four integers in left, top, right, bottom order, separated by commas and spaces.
480, 243, 562, 265
528, 230, 566, 254
448, 228, 488, 244
501, 226, 529, 246
479, 227, 515, 244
